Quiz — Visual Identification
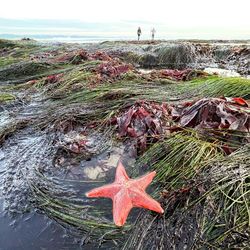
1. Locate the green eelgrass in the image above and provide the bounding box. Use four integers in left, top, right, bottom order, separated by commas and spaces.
197, 144, 250, 247
29, 171, 131, 246
123, 131, 222, 249
0, 93, 16, 103
0, 119, 31, 145
125, 133, 250, 249
1, 40, 249, 249
134, 130, 223, 190
175, 76, 250, 99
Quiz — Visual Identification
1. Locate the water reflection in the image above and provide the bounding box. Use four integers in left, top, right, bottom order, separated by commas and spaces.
0, 93, 137, 249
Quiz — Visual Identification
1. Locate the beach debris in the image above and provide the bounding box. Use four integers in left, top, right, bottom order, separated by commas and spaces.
86, 162, 164, 226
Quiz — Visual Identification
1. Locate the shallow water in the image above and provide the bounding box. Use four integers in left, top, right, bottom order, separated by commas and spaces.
0, 92, 138, 249
204, 67, 241, 77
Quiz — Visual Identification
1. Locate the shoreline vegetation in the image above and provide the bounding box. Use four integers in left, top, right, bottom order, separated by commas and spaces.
0, 38, 249, 249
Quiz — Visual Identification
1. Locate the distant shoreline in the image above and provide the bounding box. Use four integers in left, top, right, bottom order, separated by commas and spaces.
1, 37, 250, 45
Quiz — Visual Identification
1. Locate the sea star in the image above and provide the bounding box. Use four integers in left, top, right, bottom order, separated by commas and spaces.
86, 162, 164, 226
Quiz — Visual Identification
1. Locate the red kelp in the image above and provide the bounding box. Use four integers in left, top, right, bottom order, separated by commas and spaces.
71, 50, 117, 64
111, 101, 166, 152
110, 97, 249, 153
93, 61, 131, 77
48, 50, 113, 64
92, 61, 132, 84
64, 133, 90, 154
27, 80, 38, 84
77, 49, 89, 60
142, 69, 207, 82
70, 49, 90, 64
170, 97, 250, 153
90, 50, 114, 61
49, 53, 75, 63
45, 73, 63, 84
166, 97, 250, 132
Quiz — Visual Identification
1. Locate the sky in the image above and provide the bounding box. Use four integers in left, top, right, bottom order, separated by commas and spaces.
0, 0, 250, 39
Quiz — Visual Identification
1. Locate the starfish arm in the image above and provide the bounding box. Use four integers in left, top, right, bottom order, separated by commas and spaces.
113, 189, 133, 226
86, 184, 120, 199
115, 162, 130, 184
132, 171, 156, 190
130, 190, 164, 214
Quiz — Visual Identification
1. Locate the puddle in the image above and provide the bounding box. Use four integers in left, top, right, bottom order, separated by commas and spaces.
0, 125, 137, 248
0, 212, 80, 250
137, 68, 154, 74
139, 67, 248, 79
204, 67, 241, 77
0, 110, 11, 127
0, 91, 138, 249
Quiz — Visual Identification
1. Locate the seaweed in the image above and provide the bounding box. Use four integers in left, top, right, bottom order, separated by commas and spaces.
0, 39, 249, 249
0, 61, 59, 82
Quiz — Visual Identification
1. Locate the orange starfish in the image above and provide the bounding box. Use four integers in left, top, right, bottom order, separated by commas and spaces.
86, 162, 164, 226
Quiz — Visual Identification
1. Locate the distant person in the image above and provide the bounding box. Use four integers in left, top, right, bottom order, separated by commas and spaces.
151, 28, 156, 41
137, 27, 142, 41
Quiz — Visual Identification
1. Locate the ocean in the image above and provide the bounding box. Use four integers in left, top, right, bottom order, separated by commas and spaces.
0, 33, 135, 43
1, 18, 250, 43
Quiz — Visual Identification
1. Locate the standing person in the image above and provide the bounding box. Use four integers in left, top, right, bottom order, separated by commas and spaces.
137, 27, 142, 41
151, 28, 156, 41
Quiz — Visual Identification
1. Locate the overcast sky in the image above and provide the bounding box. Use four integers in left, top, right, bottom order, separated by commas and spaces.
1, 0, 250, 26
0, 0, 250, 39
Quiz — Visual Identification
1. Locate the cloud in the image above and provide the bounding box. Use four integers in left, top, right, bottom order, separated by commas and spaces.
1, 0, 250, 40
0, 0, 249, 27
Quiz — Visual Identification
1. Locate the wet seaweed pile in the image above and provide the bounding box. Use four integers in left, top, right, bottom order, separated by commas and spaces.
0, 38, 249, 249
97, 40, 250, 76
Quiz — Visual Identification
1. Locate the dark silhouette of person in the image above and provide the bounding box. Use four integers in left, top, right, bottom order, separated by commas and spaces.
137, 27, 142, 41
151, 28, 156, 41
